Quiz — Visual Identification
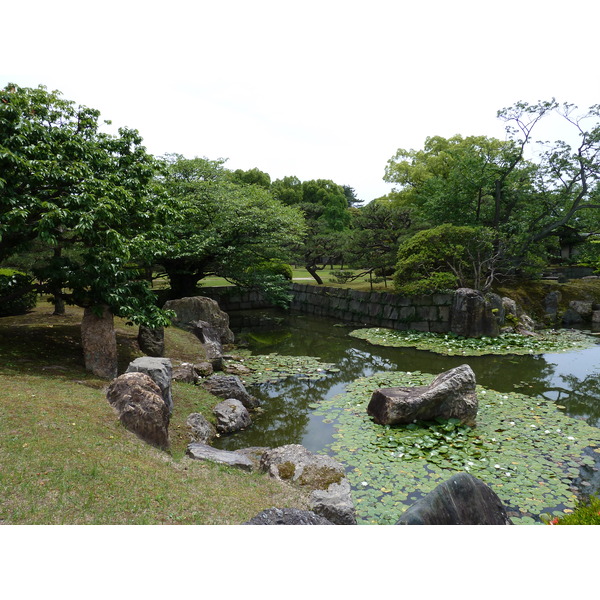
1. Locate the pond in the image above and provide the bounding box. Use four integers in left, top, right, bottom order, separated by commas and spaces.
213, 308, 600, 523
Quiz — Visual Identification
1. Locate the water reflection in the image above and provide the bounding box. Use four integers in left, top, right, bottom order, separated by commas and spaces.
214, 310, 600, 454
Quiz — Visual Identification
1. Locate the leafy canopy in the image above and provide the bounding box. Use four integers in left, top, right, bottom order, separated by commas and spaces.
0, 83, 171, 326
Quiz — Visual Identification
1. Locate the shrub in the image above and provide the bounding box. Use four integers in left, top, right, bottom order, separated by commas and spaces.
0, 270, 37, 316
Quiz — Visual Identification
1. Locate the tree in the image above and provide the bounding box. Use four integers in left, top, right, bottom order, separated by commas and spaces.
157, 155, 305, 304
394, 224, 500, 295
384, 100, 600, 273
343, 199, 412, 286
0, 83, 170, 321
0, 83, 171, 376
271, 177, 353, 283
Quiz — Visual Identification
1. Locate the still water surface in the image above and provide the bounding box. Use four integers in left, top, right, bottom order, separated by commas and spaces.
213, 309, 600, 460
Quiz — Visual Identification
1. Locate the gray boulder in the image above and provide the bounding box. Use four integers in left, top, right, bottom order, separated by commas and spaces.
244, 508, 334, 525
186, 412, 217, 444
544, 290, 562, 319
450, 288, 500, 338
309, 478, 357, 525
201, 374, 260, 409
106, 372, 170, 449
172, 362, 198, 384
260, 444, 346, 491
396, 472, 513, 525
137, 326, 165, 357
213, 399, 252, 433
367, 364, 478, 426
126, 357, 173, 414
186, 443, 254, 471
163, 296, 234, 344
191, 320, 224, 365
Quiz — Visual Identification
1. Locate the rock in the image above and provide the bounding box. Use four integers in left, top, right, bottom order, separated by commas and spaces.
194, 361, 214, 377
172, 362, 198, 384
81, 305, 118, 379
163, 296, 235, 344
367, 364, 478, 426
213, 399, 252, 433
260, 444, 346, 491
186, 412, 217, 444
544, 290, 562, 318
201, 374, 260, 410
309, 478, 357, 525
593, 310, 600, 323
186, 443, 254, 471
191, 319, 223, 362
562, 308, 583, 325
450, 288, 500, 338
569, 300, 593, 319
244, 508, 334, 525
516, 313, 536, 335
235, 447, 270, 470
137, 326, 164, 357
106, 372, 170, 449
396, 472, 513, 525
126, 357, 173, 414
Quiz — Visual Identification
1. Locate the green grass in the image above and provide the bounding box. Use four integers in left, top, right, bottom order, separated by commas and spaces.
0, 303, 309, 524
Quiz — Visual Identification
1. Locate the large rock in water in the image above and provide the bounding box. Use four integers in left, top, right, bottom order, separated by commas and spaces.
396, 473, 513, 525
163, 296, 234, 345
81, 305, 118, 379
126, 357, 173, 414
450, 288, 500, 338
106, 372, 170, 449
367, 364, 478, 426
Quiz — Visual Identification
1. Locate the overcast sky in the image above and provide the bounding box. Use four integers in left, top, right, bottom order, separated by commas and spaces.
3, 0, 599, 202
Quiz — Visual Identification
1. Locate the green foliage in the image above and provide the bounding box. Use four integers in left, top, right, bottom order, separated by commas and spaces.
157, 155, 305, 298
349, 327, 596, 356
0, 270, 37, 316
0, 83, 171, 326
548, 494, 600, 525
394, 224, 498, 294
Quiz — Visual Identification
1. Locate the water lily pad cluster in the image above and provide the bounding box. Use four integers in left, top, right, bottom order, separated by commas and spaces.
349, 328, 596, 356
233, 353, 339, 384
313, 371, 600, 525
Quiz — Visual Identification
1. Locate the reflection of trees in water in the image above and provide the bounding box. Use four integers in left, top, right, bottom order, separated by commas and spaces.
542, 371, 600, 427
220, 309, 600, 449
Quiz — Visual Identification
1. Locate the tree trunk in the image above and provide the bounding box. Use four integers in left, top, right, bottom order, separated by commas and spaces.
81, 305, 118, 379
306, 264, 324, 285
166, 270, 200, 299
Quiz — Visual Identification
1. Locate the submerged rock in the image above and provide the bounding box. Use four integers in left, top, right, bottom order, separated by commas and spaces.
396, 472, 513, 525
367, 364, 478, 426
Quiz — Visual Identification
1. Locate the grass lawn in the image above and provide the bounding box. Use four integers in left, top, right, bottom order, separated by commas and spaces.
0, 303, 309, 524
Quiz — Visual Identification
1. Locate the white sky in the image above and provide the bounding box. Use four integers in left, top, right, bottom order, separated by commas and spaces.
3, 0, 599, 202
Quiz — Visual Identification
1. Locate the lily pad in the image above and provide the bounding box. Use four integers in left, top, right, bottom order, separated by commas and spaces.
313, 370, 600, 525
349, 328, 596, 356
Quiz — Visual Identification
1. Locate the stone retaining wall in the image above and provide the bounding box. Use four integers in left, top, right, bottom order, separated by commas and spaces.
201, 284, 454, 333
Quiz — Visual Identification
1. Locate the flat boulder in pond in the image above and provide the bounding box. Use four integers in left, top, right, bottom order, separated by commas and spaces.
244, 508, 334, 525
396, 472, 513, 525
367, 364, 478, 426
